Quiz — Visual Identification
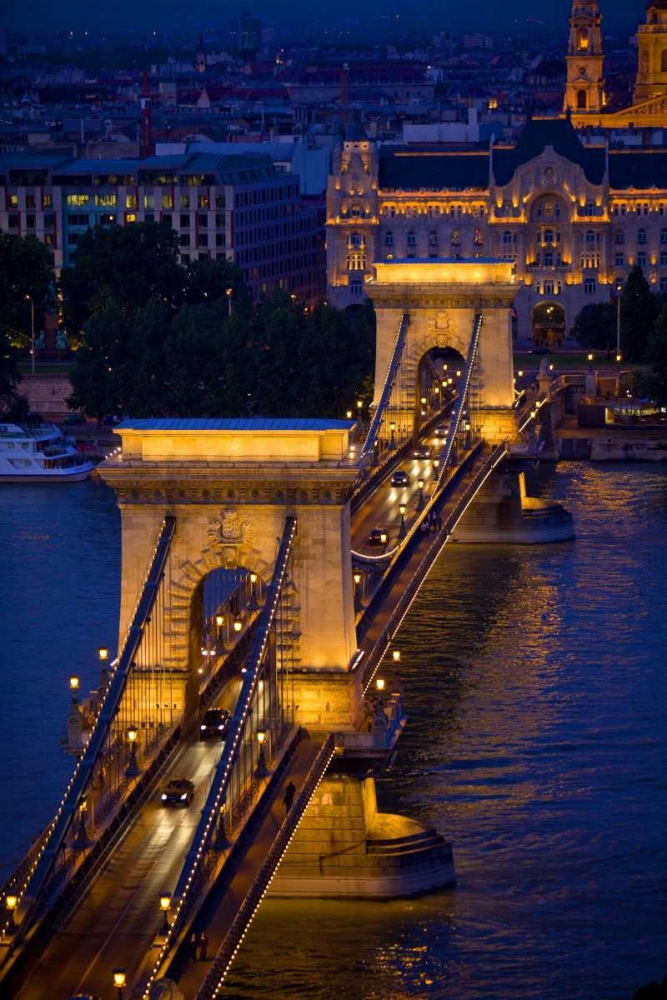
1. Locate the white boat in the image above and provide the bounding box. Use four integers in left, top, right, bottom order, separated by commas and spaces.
0, 422, 95, 483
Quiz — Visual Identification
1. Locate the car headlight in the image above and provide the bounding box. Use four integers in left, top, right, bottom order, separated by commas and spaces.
161, 793, 167, 800
200, 724, 206, 730
180, 792, 188, 800
218, 724, 224, 730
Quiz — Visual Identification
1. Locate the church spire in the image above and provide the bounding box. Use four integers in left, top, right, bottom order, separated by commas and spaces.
563, 0, 605, 114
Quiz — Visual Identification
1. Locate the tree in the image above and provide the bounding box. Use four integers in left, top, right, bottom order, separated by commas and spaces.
59, 220, 182, 337
645, 304, 667, 406
571, 302, 617, 352
621, 265, 655, 361
0, 231, 54, 351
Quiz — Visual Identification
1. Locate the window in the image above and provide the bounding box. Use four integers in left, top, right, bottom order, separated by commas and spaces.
544, 251, 554, 267
349, 277, 363, 296
502, 230, 513, 244
197, 195, 209, 210
451, 229, 460, 247
215, 194, 225, 209
94, 193, 117, 207
66, 194, 89, 207
199, 234, 208, 247
161, 194, 173, 209
179, 234, 190, 247
348, 232, 364, 249
162, 214, 172, 226
179, 214, 189, 228
544, 280, 554, 295
180, 195, 190, 209
661, 229, 667, 245
198, 214, 208, 228
44, 213, 54, 228
407, 230, 417, 258
473, 228, 484, 247
577, 89, 587, 110
350, 204, 362, 218
144, 213, 154, 223
347, 252, 366, 271
585, 202, 595, 216
615, 253, 625, 267
385, 231, 394, 247
67, 214, 89, 226
98, 214, 116, 225
26, 195, 35, 209
8, 214, 19, 228
615, 231, 625, 245
661, 251, 667, 266
126, 213, 137, 224
661, 276, 667, 292
584, 277, 597, 294
25, 214, 35, 228
216, 234, 226, 247
585, 229, 596, 245
428, 231, 438, 258
43, 194, 52, 208
638, 251, 648, 267
638, 228, 647, 245
126, 194, 137, 209
143, 195, 154, 209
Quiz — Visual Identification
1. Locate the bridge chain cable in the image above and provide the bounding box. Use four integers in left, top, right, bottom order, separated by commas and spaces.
143, 515, 298, 998
361, 312, 410, 461
2, 516, 177, 942
434, 312, 483, 491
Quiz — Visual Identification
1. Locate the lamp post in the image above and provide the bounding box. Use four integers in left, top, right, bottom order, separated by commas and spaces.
248, 571, 259, 611
398, 502, 407, 539
233, 616, 243, 636
25, 294, 35, 375
5, 894, 18, 934
417, 477, 425, 512
392, 649, 401, 664
74, 794, 90, 849
353, 570, 362, 608
113, 969, 127, 1000
126, 725, 141, 777
159, 893, 171, 936
255, 730, 268, 778
226, 287, 233, 317
389, 420, 396, 448
615, 278, 623, 360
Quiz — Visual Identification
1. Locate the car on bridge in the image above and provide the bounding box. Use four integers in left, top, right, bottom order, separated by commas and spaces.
412, 444, 431, 459
390, 470, 410, 487
160, 778, 195, 807
368, 527, 389, 546
200, 707, 231, 739
434, 425, 448, 438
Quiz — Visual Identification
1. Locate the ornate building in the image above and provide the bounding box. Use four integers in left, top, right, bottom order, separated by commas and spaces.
568, 0, 667, 127
564, 0, 605, 115
326, 118, 667, 344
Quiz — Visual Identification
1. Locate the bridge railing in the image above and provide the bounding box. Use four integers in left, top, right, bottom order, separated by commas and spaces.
3, 515, 177, 938
144, 514, 298, 996
361, 312, 410, 461
194, 734, 337, 1000
359, 442, 508, 693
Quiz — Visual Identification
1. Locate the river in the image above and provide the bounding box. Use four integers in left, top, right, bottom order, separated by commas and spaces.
0, 463, 665, 999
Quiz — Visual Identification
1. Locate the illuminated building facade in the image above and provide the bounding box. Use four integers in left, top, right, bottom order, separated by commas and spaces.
0, 151, 324, 304
326, 119, 667, 344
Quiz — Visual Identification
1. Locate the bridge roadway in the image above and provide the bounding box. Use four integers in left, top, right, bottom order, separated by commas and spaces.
12, 420, 487, 1000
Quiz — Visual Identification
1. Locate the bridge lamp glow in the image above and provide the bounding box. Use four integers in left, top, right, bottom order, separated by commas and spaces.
357, 399, 363, 409
375, 677, 386, 692
433, 458, 440, 470
69, 675, 80, 691
215, 614, 224, 627
418, 477, 425, 490
346, 410, 353, 419
420, 396, 427, 405
456, 370, 462, 377
588, 353, 594, 362
392, 650, 401, 663
518, 369, 524, 377
250, 572, 258, 584
233, 617, 243, 634
353, 572, 362, 585
616, 353, 622, 362
127, 725, 138, 744
98, 646, 109, 661
399, 503, 406, 515
5, 894, 17, 911
447, 377, 453, 385
113, 969, 127, 996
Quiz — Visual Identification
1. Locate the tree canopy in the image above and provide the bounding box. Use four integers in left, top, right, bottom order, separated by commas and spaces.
570, 302, 617, 352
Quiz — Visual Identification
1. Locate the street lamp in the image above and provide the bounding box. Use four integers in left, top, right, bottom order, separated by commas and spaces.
255, 730, 268, 777
159, 893, 171, 935
389, 420, 396, 448
5, 894, 17, 930
248, 571, 259, 611
375, 677, 386, 693
615, 278, 624, 359
346, 409, 353, 419
226, 287, 233, 317
433, 457, 440, 473
98, 646, 109, 662
233, 616, 243, 635
25, 294, 35, 376
417, 477, 425, 512
74, 794, 90, 849
113, 969, 127, 1000
398, 502, 407, 539
126, 725, 141, 777
392, 649, 401, 663
69, 675, 80, 692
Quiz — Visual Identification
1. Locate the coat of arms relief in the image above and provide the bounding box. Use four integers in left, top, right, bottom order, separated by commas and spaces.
208, 508, 255, 567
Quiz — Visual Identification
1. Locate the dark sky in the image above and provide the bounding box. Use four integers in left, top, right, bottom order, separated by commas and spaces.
2, 0, 639, 35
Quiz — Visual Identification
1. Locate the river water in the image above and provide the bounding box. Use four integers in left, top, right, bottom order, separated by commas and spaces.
1, 464, 665, 1000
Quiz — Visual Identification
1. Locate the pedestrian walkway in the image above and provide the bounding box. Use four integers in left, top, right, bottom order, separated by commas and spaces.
172, 738, 322, 998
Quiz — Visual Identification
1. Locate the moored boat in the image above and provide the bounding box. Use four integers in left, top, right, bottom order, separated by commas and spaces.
0, 422, 95, 483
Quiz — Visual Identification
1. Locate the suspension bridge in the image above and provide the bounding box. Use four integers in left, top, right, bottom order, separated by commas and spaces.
0, 258, 572, 1000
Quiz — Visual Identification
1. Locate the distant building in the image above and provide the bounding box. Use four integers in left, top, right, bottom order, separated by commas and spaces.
326, 118, 667, 345
0, 151, 324, 304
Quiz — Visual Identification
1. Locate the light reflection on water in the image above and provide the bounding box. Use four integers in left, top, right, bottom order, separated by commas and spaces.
225, 463, 667, 1000
0, 465, 665, 998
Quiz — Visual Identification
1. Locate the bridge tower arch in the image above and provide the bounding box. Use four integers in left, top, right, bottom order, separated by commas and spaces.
101, 419, 364, 735
368, 258, 518, 445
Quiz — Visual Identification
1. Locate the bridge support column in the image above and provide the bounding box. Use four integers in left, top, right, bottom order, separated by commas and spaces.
268, 772, 455, 899
451, 469, 574, 543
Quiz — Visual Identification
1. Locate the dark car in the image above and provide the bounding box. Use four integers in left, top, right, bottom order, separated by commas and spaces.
368, 527, 389, 546
433, 425, 448, 438
160, 778, 195, 807
413, 444, 431, 459
390, 470, 410, 487
200, 707, 231, 739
